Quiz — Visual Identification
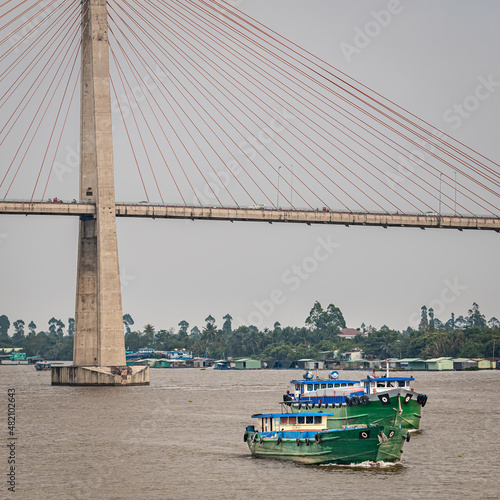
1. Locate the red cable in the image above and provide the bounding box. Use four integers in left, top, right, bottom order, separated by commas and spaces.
192, 0, 499, 214
135, 0, 403, 211
0, 10, 82, 147
114, 0, 328, 210
110, 18, 254, 208
111, 2, 250, 207
174, 0, 463, 215
2, 30, 83, 197
35, 32, 89, 200
196, 0, 500, 201
109, 75, 150, 202
0, 0, 64, 54
0, 0, 44, 24
165, 0, 432, 213
207, 0, 500, 180
109, 44, 166, 204
0, 1, 80, 84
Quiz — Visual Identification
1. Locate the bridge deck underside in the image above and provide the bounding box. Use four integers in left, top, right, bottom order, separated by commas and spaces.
0, 202, 499, 231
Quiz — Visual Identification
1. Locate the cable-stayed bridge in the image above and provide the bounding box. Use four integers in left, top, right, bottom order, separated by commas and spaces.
0, 0, 499, 385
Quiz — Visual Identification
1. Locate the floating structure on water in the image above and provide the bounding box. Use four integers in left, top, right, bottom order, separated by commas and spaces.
282, 369, 427, 430
244, 412, 409, 465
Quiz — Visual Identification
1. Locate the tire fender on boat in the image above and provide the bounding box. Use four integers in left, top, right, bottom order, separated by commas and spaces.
243, 433, 248, 442
305, 438, 310, 446
421, 394, 428, 407
345, 396, 352, 406
276, 437, 282, 445
315, 433, 322, 444
352, 396, 360, 406
360, 395, 369, 405
296, 438, 301, 446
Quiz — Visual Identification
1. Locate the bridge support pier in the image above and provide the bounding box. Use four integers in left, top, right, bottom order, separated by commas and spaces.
51, 365, 149, 386
51, 0, 148, 386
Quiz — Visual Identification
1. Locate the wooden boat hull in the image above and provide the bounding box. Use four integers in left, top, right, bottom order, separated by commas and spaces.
245, 425, 408, 465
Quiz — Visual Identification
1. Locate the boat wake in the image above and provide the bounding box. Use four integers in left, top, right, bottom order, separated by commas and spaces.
317, 460, 404, 470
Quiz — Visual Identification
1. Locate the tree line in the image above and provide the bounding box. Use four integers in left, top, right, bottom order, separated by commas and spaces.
1, 302, 498, 361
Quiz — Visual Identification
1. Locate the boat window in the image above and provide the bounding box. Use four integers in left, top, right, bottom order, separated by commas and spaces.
306, 416, 313, 424
281, 417, 287, 424
398, 381, 405, 387
377, 382, 386, 387
289, 417, 296, 424
320, 384, 326, 389
298, 416, 305, 424
295, 384, 300, 391
314, 416, 322, 424
328, 384, 333, 388
341, 383, 347, 387
334, 383, 340, 388
307, 384, 313, 391
348, 383, 354, 386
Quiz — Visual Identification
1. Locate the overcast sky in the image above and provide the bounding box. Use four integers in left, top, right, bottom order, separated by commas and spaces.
1, 0, 499, 335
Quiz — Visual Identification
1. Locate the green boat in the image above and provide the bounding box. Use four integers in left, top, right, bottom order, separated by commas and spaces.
285, 390, 423, 430
283, 372, 427, 430
244, 412, 410, 465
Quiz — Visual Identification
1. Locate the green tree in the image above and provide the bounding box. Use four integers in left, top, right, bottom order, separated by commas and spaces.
143, 324, 155, 346
28, 321, 37, 335
178, 320, 189, 334
459, 341, 485, 358
190, 326, 201, 338
305, 301, 324, 330
12, 320, 25, 346
305, 302, 345, 332
323, 303, 346, 331
428, 308, 435, 331
68, 318, 75, 337
418, 306, 428, 333
222, 314, 233, 335
203, 315, 217, 344
48, 317, 58, 337
467, 303, 486, 329
445, 312, 455, 331
123, 314, 134, 334
0, 315, 11, 345
56, 319, 65, 339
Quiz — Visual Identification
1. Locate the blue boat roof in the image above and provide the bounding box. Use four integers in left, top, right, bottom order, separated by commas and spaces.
290, 379, 361, 384
360, 376, 414, 382
251, 412, 333, 418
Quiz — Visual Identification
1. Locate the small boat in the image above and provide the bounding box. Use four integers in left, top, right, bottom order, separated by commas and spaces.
34, 361, 51, 371
282, 369, 427, 430
244, 412, 409, 465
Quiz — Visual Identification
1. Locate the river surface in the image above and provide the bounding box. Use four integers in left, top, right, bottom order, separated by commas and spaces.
1, 366, 499, 499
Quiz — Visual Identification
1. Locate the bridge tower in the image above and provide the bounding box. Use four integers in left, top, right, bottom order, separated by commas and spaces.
51, 0, 149, 385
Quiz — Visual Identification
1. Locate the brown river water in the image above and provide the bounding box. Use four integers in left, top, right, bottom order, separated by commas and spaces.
1, 366, 499, 500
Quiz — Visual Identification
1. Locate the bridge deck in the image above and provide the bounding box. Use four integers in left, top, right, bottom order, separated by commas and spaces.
0, 201, 499, 231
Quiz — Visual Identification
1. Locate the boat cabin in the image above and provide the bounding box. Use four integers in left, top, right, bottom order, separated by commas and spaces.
289, 379, 364, 401
252, 412, 330, 433
361, 376, 414, 394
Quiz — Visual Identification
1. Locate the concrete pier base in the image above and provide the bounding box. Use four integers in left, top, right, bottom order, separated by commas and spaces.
51, 365, 150, 386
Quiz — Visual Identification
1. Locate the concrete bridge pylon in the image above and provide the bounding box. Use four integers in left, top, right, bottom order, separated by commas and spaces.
51, 0, 149, 386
